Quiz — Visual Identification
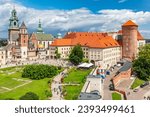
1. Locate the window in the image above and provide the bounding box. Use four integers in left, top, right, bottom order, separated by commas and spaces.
14, 22, 16, 26
24, 52, 26, 55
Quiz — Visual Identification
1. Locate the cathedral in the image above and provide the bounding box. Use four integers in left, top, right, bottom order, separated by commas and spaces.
0, 8, 54, 65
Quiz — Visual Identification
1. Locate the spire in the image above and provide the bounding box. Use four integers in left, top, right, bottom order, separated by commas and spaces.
37, 19, 44, 33
9, 7, 19, 29
20, 21, 27, 29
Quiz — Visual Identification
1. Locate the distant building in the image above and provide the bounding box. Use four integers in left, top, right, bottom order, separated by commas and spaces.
146, 39, 150, 44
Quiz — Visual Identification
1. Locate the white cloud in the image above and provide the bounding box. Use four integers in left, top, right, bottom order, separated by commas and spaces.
0, 0, 150, 38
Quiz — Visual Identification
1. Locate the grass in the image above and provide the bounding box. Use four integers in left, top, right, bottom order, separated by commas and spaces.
112, 92, 122, 100
131, 78, 145, 89
0, 66, 53, 100
0, 78, 51, 100
63, 68, 91, 100
64, 68, 91, 83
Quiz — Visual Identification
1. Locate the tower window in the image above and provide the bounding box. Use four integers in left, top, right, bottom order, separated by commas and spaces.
14, 22, 16, 26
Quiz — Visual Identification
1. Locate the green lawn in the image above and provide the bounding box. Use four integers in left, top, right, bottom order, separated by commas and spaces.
131, 78, 145, 89
64, 68, 91, 83
112, 92, 122, 100
63, 68, 91, 100
0, 66, 52, 100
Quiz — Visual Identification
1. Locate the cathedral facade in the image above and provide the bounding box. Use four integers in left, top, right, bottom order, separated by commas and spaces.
0, 8, 54, 65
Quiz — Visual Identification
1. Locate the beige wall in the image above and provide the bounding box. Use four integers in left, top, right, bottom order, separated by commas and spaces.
102, 47, 121, 68
38, 41, 52, 49
0, 50, 6, 65
50, 45, 122, 69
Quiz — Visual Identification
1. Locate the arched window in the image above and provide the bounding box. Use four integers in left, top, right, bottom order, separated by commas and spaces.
14, 22, 16, 26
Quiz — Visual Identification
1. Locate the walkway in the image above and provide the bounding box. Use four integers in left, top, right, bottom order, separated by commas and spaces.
126, 85, 150, 100
50, 69, 68, 100
103, 67, 120, 100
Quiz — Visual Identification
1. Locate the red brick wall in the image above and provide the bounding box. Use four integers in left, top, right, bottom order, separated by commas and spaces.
122, 26, 138, 60
113, 68, 131, 86
30, 34, 38, 49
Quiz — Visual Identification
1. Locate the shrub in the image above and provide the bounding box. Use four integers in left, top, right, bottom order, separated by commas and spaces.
22, 64, 58, 80
45, 90, 52, 97
19, 92, 39, 100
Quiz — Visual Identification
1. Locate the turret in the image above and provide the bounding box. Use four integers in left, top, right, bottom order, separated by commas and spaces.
37, 19, 44, 33
122, 20, 138, 60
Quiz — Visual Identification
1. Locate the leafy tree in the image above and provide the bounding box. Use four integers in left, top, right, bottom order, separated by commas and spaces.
55, 47, 61, 59
19, 92, 39, 100
133, 44, 150, 81
22, 64, 58, 80
69, 44, 84, 65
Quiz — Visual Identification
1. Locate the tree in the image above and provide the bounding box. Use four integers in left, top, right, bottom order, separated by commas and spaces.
19, 92, 39, 100
55, 47, 61, 59
69, 44, 84, 65
22, 64, 58, 80
133, 44, 150, 81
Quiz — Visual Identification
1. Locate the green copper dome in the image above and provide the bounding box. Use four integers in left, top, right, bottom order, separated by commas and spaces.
9, 8, 19, 29
37, 19, 44, 33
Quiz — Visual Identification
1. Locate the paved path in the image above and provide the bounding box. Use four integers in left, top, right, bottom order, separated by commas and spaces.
0, 59, 69, 69
50, 69, 68, 100
126, 85, 150, 100
103, 67, 120, 100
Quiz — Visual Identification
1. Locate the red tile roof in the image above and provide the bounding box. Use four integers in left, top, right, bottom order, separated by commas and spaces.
51, 32, 120, 48
137, 31, 144, 40
122, 20, 138, 27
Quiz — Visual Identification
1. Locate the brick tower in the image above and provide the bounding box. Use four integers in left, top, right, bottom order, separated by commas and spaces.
19, 22, 28, 59
122, 20, 138, 61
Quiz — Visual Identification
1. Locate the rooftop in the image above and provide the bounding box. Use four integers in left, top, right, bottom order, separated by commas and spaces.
122, 20, 138, 27
51, 32, 120, 48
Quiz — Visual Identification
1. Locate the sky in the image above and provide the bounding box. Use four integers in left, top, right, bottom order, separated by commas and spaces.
0, 0, 150, 38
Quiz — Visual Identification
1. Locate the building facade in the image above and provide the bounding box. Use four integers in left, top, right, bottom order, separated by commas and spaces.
0, 8, 54, 64
50, 32, 122, 68
50, 20, 145, 69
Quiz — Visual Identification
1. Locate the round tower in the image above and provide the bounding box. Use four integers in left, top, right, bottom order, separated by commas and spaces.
122, 20, 138, 61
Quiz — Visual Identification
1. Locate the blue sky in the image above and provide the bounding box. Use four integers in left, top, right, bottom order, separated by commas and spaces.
0, 0, 150, 38
17, 0, 149, 12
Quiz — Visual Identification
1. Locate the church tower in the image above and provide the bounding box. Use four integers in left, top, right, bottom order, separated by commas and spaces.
8, 8, 19, 44
19, 22, 28, 59
122, 20, 138, 61
37, 19, 44, 33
